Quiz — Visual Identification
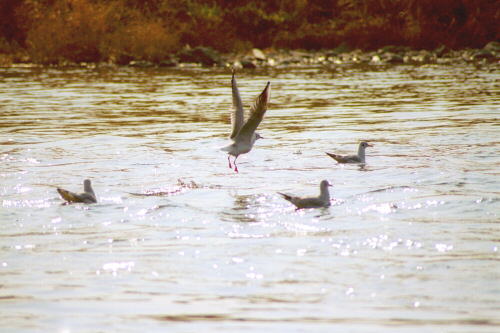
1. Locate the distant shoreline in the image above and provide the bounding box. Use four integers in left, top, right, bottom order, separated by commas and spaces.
1, 1, 498, 67
1, 43, 498, 69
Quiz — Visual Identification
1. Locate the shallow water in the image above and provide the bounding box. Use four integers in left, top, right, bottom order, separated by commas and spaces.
1, 63, 499, 332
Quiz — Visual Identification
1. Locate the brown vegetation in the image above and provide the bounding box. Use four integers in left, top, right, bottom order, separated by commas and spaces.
0, 0, 498, 64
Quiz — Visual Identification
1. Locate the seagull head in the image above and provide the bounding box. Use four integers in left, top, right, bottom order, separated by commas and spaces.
320, 180, 332, 188
83, 179, 92, 191
360, 141, 373, 148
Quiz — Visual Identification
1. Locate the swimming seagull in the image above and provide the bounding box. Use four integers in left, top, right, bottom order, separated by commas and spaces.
57, 179, 97, 204
221, 72, 271, 172
326, 141, 373, 164
278, 180, 332, 209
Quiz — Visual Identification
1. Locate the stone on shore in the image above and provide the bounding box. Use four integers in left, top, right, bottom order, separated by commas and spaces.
177, 46, 223, 66
484, 41, 500, 53
252, 48, 266, 60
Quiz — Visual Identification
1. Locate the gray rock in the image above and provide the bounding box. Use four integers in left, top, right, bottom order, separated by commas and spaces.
384, 52, 404, 64
408, 50, 435, 63
472, 49, 496, 61
129, 60, 155, 68
379, 45, 410, 54
252, 48, 266, 60
158, 56, 177, 67
434, 45, 448, 57
112, 53, 134, 65
484, 41, 500, 53
177, 46, 223, 66
240, 58, 257, 68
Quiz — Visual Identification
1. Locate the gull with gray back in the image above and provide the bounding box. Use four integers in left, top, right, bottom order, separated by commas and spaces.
57, 179, 97, 204
326, 141, 373, 164
278, 180, 332, 209
221, 72, 271, 172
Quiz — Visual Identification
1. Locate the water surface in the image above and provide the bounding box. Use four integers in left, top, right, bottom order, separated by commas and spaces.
1, 63, 499, 332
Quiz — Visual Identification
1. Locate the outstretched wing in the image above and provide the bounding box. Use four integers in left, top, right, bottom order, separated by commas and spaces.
235, 81, 270, 143
229, 72, 245, 139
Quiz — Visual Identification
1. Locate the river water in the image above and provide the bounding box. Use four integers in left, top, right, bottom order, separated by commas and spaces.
1, 63, 499, 332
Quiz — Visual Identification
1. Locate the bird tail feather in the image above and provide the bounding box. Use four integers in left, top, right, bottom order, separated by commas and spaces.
278, 192, 293, 202
325, 152, 341, 162
57, 188, 78, 202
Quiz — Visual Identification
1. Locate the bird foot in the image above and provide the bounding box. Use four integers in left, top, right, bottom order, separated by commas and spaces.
226, 156, 239, 173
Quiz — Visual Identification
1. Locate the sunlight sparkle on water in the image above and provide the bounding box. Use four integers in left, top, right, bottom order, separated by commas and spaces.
0, 64, 498, 332
102, 261, 135, 275
435, 243, 453, 252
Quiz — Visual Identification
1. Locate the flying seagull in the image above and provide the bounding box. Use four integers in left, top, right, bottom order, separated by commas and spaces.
57, 179, 97, 204
221, 72, 271, 172
326, 142, 373, 164
278, 180, 332, 209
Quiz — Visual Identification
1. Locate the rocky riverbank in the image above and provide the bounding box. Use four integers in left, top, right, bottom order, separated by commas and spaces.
2, 42, 499, 69
228, 42, 500, 69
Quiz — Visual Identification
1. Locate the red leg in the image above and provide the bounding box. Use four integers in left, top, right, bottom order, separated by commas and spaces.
234, 156, 239, 173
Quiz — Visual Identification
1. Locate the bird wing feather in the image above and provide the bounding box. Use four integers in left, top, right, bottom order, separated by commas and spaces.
278, 192, 293, 202
326, 152, 360, 163
294, 197, 330, 209
57, 188, 96, 203
229, 72, 245, 139
234, 81, 270, 144
279, 193, 329, 209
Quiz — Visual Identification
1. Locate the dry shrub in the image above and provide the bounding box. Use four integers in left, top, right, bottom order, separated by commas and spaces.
24, 0, 119, 63
180, 2, 237, 52
274, 22, 338, 49
103, 19, 179, 63
22, 0, 178, 64
4, 0, 498, 63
